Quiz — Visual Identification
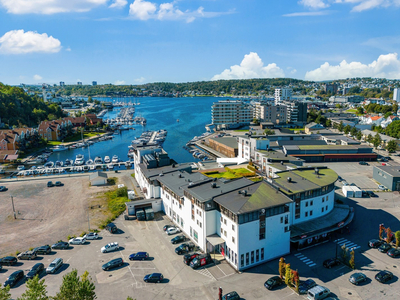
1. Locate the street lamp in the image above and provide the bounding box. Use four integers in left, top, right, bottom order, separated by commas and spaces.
10, 195, 16, 219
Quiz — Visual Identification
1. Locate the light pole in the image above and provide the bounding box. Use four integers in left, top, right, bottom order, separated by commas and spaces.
88, 206, 90, 232
11, 195, 16, 219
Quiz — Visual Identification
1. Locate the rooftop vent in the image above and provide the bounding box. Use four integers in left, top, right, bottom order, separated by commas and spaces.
179, 174, 183, 178
281, 161, 284, 165
314, 168, 319, 174
287, 177, 292, 182
211, 182, 217, 188
242, 190, 247, 196
159, 173, 164, 177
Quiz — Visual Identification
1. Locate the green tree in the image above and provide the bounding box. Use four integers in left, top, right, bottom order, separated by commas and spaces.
17, 275, 48, 300
325, 119, 332, 128
349, 250, 355, 269
344, 125, 351, 135
367, 134, 374, 144
0, 285, 11, 300
264, 129, 275, 135
278, 257, 286, 279
357, 106, 364, 115
395, 231, 400, 248
350, 127, 358, 137
386, 140, 398, 153
127, 297, 133, 300
384, 111, 393, 119
53, 269, 96, 300
284, 263, 292, 286
338, 121, 344, 132
253, 118, 260, 125
373, 133, 382, 148
356, 130, 363, 141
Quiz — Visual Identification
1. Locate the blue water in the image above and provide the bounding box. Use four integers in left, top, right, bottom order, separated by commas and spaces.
50, 97, 225, 163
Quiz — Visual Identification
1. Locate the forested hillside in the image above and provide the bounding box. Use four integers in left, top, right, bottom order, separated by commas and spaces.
0, 83, 65, 127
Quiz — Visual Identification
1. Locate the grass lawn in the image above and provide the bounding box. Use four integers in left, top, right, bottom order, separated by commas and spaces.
234, 129, 249, 132
346, 109, 357, 113
47, 141, 62, 146
205, 167, 255, 179
63, 132, 99, 143
289, 127, 305, 132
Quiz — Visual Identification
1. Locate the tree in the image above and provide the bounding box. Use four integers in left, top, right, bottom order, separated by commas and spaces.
395, 231, 400, 248
253, 118, 260, 125
344, 125, 351, 135
379, 224, 384, 240
356, 131, 362, 141
292, 270, 300, 293
350, 127, 358, 137
349, 250, 355, 269
367, 134, 374, 144
386, 140, 398, 153
386, 228, 392, 243
373, 133, 382, 148
53, 269, 96, 300
17, 275, 48, 300
278, 257, 286, 279
0, 285, 11, 300
284, 263, 292, 286
338, 121, 344, 132
341, 244, 348, 261
325, 119, 332, 128
357, 106, 364, 115
264, 129, 275, 135
127, 297, 133, 300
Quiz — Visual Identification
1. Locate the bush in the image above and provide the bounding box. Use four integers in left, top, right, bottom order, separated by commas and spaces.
67, 235, 76, 240
130, 173, 135, 178
80, 231, 87, 237
248, 165, 256, 172
15, 251, 20, 256
107, 177, 117, 185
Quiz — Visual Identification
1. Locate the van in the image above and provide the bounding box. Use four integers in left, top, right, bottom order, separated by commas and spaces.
307, 285, 330, 300
105, 222, 118, 233
46, 258, 63, 274
190, 253, 212, 269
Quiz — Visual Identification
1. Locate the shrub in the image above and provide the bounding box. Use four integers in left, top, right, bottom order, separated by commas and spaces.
15, 251, 21, 256
248, 165, 256, 172
107, 177, 117, 185
80, 231, 87, 237
130, 173, 135, 178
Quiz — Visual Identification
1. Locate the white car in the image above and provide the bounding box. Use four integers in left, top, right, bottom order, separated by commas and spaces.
84, 232, 100, 240
101, 242, 119, 253
166, 227, 181, 235
17, 165, 25, 171
68, 237, 86, 245
378, 185, 386, 190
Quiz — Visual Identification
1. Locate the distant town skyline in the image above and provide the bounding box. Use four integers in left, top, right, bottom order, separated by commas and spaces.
1, 0, 400, 85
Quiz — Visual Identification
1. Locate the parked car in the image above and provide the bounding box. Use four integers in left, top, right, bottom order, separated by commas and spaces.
51, 241, 69, 250
337, 176, 343, 182
3, 270, 24, 288
68, 237, 86, 245
375, 270, 393, 283
0, 186, 7, 192
264, 276, 283, 290
129, 252, 149, 261
17, 251, 37, 260
366, 191, 378, 197
55, 181, 63, 186
34, 245, 51, 254
171, 235, 187, 244
33, 245, 51, 254
378, 242, 392, 253
323, 258, 341, 268
175, 243, 195, 255
343, 182, 349, 186
349, 273, 367, 285
166, 227, 181, 235
163, 225, 173, 231
362, 190, 368, 198
183, 253, 200, 265
26, 263, 45, 280
46, 258, 63, 274
307, 285, 330, 300
47, 181, 54, 187
378, 185, 386, 190
359, 161, 368, 165
387, 248, 400, 258
83, 232, 100, 240
143, 273, 163, 283
105, 223, 118, 233
299, 279, 317, 294
17, 165, 25, 171
101, 242, 119, 253
221, 291, 240, 300
102, 258, 123, 271
0, 256, 17, 266
368, 239, 383, 248
190, 253, 212, 269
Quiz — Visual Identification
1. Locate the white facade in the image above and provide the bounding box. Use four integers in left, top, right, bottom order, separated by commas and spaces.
211, 100, 253, 129
238, 136, 270, 161
275, 88, 292, 105
394, 88, 400, 102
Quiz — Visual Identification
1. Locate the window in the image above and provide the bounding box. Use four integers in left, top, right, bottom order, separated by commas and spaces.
232, 224, 235, 231
177, 215, 180, 223
199, 222, 202, 228
235, 253, 238, 266
224, 230, 227, 237
224, 219, 227, 225
305, 201, 309, 207
326, 205, 328, 211
322, 207, 324, 213
221, 216, 223, 222
261, 248, 264, 260
310, 210, 313, 216
326, 196, 329, 201
193, 230, 198, 242
246, 253, 249, 265
232, 236, 235, 244
305, 212, 308, 217
199, 211, 202, 217
256, 250, 259, 262
310, 200, 313, 206
280, 217, 283, 223
322, 197, 325, 202
285, 226, 290, 232
251, 251, 254, 264
221, 228, 223, 234
241, 254, 244, 267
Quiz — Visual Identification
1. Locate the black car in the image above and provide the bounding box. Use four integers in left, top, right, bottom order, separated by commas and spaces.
163, 225, 173, 231
323, 258, 341, 268
4, 270, 24, 288
221, 291, 240, 300
183, 253, 200, 265
143, 273, 163, 283
387, 248, 400, 258
359, 161, 368, 165
171, 235, 187, 244
105, 222, 118, 234
129, 252, 149, 261
26, 263, 45, 280
338, 176, 343, 182
0, 256, 18, 266
47, 181, 54, 187
55, 181, 63, 186
378, 243, 392, 253
299, 279, 317, 294
375, 270, 393, 283
51, 241, 69, 250
366, 191, 378, 197
362, 191, 368, 198
264, 276, 283, 290
368, 239, 382, 248
0, 186, 7, 192
175, 243, 195, 255
34, 245, 51, 254
102, 258, 123, 271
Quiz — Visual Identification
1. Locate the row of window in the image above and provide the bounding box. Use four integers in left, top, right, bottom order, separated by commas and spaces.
240, 248, 264, 268
305, 196, 329, 207
305, 205, 329, 218
225, 245, 237, 266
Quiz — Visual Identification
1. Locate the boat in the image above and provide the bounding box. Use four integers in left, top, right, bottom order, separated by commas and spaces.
83, 166, 89, 172
86, 159, 94, 165
75, 154, 85, 166
104, 156, 111, 163
52, 145, 67, 152
44, 161, 54, 168
65, 159, 72, 166
177, 119, 179, 122
90, 165, 96, 171
107, 163, 114, 170
112, 155, 119, 163
94, 156, 103, 164
55, 161, 63, 167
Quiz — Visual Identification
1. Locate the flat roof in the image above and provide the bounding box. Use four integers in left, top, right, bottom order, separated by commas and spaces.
209, 137, 238, 149
296, 144, 370, 150
374, 165, 400, 178
157, 170, 208, 197
213, 181, 292, 214
138, 163, 193, 179
257, 150, 303, 162
273, 167, 338, 195
268, 162, 298, 171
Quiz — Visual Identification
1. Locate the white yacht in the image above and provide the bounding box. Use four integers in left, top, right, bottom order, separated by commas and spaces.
52, 145, 67, 152
111, 155, 119, 163
75, 154, 85, 166
94, 156, 103, 164
86, 159, 94, 165
104, 156, 111, 163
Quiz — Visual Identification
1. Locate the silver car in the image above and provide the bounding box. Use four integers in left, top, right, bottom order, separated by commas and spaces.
83, 232, 100, 240
349, 273, 367, 285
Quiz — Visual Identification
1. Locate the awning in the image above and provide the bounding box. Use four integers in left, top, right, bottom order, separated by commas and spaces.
206, 234, 225, 246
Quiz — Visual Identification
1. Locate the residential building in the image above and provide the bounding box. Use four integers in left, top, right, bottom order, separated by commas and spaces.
381, 115, 399, 128
77, 82, 83, 86
60, 82, 65, 87
274, 88, 292, 105
329, 95, 364, 103
38, 119, 72, 141
92, 81, 97, 86
361, 129, 400, 149
211, 100, 252, 130
258, 105, 287, 124
305, 122, 325, 134
359, 115, 384, 126
324, 83, 338, 94
208, 137, 238, 158
282, 101, 307, 123
394, 88, 400, 102
0, 128, 38, 151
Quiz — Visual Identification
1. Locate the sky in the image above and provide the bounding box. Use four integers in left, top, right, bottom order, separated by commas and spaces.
1, 0, 400, 85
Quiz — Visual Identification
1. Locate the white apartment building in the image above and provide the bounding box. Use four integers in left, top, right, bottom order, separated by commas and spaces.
274, 88, 292, 105
211, 100, 253, 130
394, 88, 400, 102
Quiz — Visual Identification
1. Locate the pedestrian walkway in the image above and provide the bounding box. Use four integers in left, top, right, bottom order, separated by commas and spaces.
294, 252, 317, 267
334, 237, 360, 250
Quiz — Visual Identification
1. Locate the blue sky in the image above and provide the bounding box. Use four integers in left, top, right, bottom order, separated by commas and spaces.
1, 0, 400, 85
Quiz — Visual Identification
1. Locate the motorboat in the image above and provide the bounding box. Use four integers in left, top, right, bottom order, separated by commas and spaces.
55, 161, 63, 167
86, 159, 94, 165
107, 163, 114, 170
65, 159, 72, 166
52, 145, 67, 152
83, 166, 89, 172
94, 156, 103, 164
75, 154, 85, 166
90, 165, 96, 171
44, 161, 54, 168
112, 155, 119, 163
104, 156, 111, 163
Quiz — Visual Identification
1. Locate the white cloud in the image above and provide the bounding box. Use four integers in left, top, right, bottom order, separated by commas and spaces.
134, 77, 146, 83
0, 0, 108, 14
109, 0, 127, 9
129, 0, 229, 22
283, 10, 331, 17
299, 0, 329, 9
211, 52, 285, 80
33, 74, 42, 81
66, 47, 72, 52
114, 80, 126, 85
305, 53, 400, 80
0, 30, 62, 54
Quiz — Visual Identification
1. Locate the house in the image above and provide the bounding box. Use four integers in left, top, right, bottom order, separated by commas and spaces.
373, 166, 400, 191
305, 122, 325, 134
361, 129, 400, 149
63, 117, 86, 128
38, 119, 71, 141
0, 150, 19, 163
381, 115, 399, 128
85, 114, 103, 126
90, 172, 108, 186
0, 128, 38, 150
359, 115, 384, 126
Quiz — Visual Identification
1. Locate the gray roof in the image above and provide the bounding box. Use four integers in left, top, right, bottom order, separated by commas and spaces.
213, 181, 292, 214
209, 137, 238, 149
374, 165, 400, 178
305, 122, 324, 129
182, 177, 254, 203
361, 129, 396, 142
256, 149, 304, 163
89, 171, 107, 180
156, 170, 208, 197
138, 162, 193, 179
277, 140, 327, 147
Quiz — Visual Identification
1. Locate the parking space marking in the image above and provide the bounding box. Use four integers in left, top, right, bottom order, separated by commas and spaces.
193, 267, 216, 281
294, 252, 316, 267
334, 238, 360, 250
308, 263, 316, 267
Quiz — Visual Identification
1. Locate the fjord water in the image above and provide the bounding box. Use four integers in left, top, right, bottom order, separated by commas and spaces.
51, 96, 221, 163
